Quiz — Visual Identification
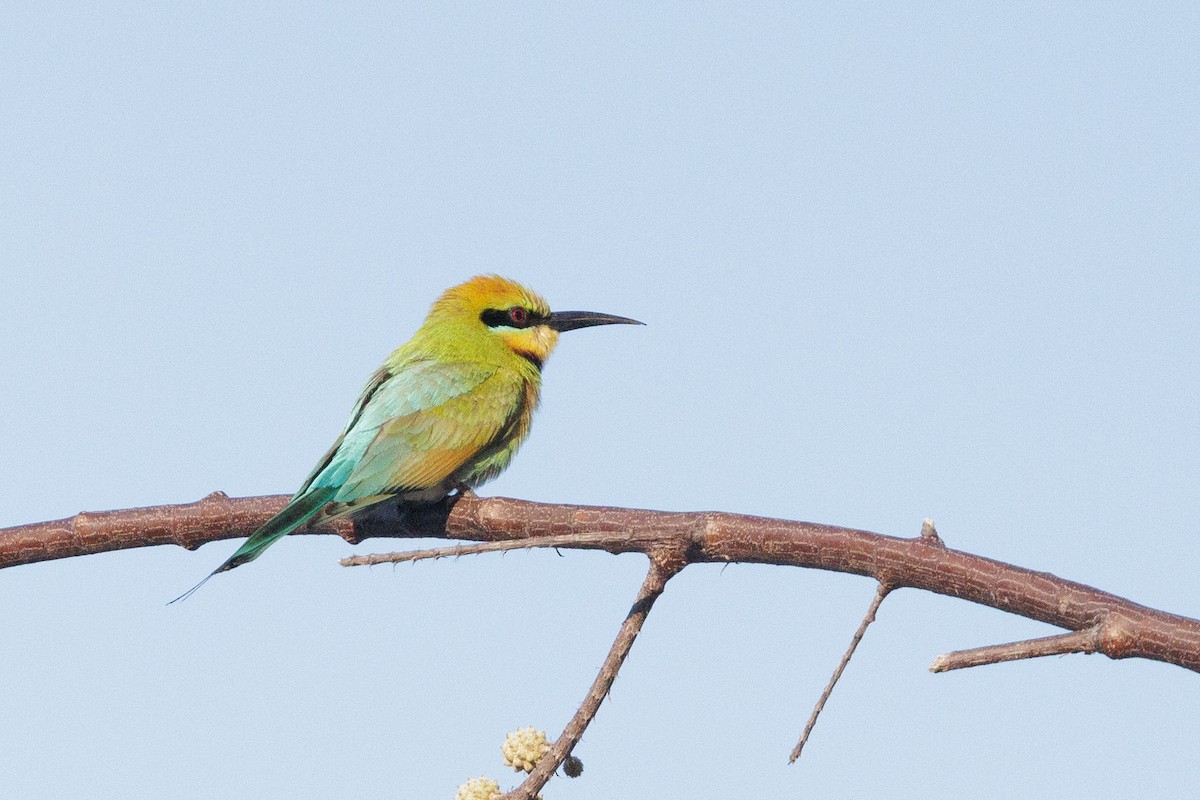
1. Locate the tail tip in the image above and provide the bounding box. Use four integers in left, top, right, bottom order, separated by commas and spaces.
167, 571, 216, 605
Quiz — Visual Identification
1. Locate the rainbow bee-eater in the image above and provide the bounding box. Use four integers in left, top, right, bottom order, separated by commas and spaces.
171, 275, 641, 602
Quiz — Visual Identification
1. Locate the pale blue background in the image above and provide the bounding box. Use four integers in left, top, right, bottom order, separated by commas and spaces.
2, 4, 1198, 798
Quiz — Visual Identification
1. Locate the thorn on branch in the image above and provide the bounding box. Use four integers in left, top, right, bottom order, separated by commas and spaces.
919, 518, 944, 547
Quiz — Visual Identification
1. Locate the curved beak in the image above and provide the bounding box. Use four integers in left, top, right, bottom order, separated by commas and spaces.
546, 310, 644, 332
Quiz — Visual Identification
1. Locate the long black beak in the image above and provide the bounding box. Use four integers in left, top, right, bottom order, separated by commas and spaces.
546, 310, 644, 332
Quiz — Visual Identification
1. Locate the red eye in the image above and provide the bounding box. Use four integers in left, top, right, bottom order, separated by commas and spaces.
508, 306, 528, 325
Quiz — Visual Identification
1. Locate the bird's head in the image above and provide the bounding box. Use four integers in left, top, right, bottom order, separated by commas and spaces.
422, 275, 642, 369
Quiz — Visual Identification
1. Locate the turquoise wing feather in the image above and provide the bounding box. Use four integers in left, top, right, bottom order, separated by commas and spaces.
170, 359, 525, 603
167, 486, 338, 603
303, 359, 514, 497
332, 365, 527, 502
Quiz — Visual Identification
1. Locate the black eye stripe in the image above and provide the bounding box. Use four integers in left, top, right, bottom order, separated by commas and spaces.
480, 307, 544, 329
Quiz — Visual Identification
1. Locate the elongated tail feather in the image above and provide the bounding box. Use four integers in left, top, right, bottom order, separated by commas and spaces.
167, 488, 338, 604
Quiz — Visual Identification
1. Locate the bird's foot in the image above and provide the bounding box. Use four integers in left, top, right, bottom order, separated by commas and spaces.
453, 482, 477, 498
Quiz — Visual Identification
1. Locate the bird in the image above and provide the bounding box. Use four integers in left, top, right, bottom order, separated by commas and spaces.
170, 275, 641, 602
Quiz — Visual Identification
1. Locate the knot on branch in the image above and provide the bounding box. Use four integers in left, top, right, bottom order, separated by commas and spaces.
174, 490, 238, 551
648, 543, 690, 578
1097, 613, 1137, 659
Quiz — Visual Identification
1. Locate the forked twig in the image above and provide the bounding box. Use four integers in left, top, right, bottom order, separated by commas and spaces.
790, 582, 892, 763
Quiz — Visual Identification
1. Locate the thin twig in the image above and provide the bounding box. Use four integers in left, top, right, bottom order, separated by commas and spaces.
502, 549, 685, 800
790, 582, 892, 763
930, 623, 1105, 672
339, 533, 628, 567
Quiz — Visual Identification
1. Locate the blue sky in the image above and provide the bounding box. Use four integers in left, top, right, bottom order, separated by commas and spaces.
2, 4, 1198, 798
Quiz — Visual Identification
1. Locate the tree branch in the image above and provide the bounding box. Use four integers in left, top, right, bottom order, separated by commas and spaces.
503, 548, 684, 800
930, 624, 1106, 672
3, 492, 1200, 674
790, 582, 891, 762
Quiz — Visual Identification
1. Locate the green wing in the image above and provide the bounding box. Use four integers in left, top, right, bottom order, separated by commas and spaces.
302, 360, 521, 498
171, 359, 523, 602
329, 361, 526, 503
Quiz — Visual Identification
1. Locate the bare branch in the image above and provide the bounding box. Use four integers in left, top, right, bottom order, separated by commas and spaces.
4, 493, 1200, 673
790, 582, 891, 763
503, 548, 686, 800
931, 623, 1105, 672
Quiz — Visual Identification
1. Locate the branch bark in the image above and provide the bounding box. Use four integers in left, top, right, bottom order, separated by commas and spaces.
930, 624, 1106, 672
3, 491, 1200, 673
